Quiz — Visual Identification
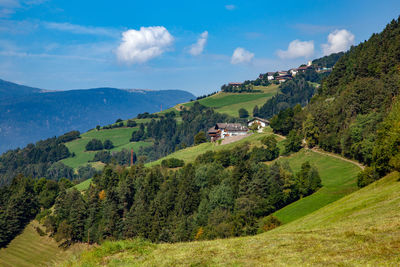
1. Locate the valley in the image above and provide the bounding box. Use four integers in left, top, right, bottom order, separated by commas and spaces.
1, 12, 400, 267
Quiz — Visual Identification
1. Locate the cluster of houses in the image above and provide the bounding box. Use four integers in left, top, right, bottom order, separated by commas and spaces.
207, 117, 270, 141
259, 61, 333, 84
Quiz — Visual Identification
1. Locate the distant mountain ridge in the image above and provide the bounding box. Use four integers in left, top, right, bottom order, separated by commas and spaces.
0, 79, 195, 153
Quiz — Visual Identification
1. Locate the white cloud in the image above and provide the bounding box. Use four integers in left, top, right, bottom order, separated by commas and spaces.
225, 4, 236, 10
189, 31, 208, 56
322, 29, 354, 55
231, 47, 254, 64
116, 26, 174, 64
44, 22, 118, 37
277, 39, 314, 59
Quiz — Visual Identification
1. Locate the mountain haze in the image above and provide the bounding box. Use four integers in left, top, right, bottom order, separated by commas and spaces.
0, 80, 195, 153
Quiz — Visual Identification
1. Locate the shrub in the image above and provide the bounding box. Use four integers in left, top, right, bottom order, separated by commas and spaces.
86, 139, 103, 151
93, 151, 111, 164
283, 130, 302, 154
127, 120, 137, 127
239, 108, 249, 118
194, 131, 207, 145
57, 131, 80, 143
103, 139, 114, 149
259, 215, 282, 233
357, 167, 379, 187
161, 158, 184, 168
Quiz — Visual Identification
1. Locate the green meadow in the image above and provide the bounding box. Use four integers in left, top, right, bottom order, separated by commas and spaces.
182, 84, 279, 117
61, 127, 152, 169
274, 149, 361, 223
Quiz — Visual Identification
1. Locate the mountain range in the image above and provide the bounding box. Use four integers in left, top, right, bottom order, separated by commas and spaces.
0, 79, 194, 153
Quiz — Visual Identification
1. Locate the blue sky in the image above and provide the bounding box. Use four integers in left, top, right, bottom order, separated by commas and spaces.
0, 0, 399, 95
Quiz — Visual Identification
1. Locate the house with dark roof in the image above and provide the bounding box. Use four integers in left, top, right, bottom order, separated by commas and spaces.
207, 123, 248, 141
228, 82, 243, 88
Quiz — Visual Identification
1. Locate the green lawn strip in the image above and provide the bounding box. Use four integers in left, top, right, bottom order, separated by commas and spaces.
273, 149, 361, 224
215, 92, 276, 117
0, 221, 81, 267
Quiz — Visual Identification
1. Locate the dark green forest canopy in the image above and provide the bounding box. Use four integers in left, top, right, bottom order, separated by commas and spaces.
46, 142, 320, 244
0, 175, 73, 248
269, 16, 400, 187
312, 52, 344, 68
0, 132, 76, 186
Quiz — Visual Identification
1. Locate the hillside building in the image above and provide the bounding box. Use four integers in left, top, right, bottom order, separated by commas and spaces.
247, 117, 270, 132
208, 123, 248, 141
228, 82, 243, 88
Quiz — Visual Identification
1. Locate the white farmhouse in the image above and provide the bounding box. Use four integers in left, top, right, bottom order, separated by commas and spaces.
247, 117, 270, 132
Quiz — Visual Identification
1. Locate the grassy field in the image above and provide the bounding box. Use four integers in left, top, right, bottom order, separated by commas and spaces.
61, 127, 152, 169
274, 149, 361, 223
0, 221, 85, 267
61, 85, 278, 173
62, 172, 400, 266
72, 128, 282, 191
146, 128, 284, 167
182, 85, 279, 117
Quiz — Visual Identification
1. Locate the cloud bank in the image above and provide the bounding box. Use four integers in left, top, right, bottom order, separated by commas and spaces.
116, 26, 173, 64
189, 31, 208, 56
322, 29, 354, 55
231, 47, 254, 64
277, 39, 314, 59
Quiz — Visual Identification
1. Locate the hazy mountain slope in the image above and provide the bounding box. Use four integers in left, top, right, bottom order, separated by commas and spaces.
0, 79, 40, 99
0, 81, 194, 153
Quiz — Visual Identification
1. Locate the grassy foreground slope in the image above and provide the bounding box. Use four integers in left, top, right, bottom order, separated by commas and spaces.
0, 221, 85, 267
64, 172, 400, 266
274, 149, 361, 224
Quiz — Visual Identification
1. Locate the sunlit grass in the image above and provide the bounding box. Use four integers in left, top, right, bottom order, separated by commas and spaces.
64, 172, 400, 266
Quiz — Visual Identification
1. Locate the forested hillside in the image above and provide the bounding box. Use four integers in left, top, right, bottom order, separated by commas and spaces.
0, 81, 194, 153
44, 138, 321, 244
269, 17, 400, 187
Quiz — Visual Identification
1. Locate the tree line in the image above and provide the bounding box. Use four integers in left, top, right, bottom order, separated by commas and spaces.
43, 138, 320, 244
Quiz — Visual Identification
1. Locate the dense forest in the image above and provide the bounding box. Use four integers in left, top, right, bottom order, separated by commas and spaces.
0, 175, 73, 248
43, 139, 320, 244
312, 52, 344, 68
0, 132, 77, 186
258, 73, 316, 119
268, 17, 400, 187
0, 130, 104, 186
